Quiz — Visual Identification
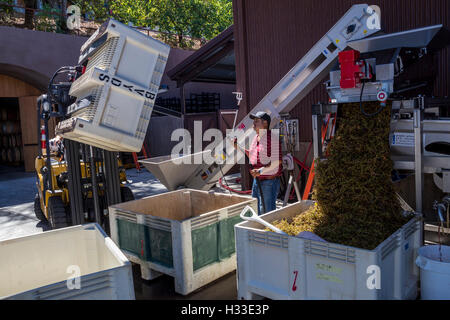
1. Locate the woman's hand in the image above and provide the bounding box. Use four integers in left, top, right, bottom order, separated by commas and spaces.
250, 168, 261, 178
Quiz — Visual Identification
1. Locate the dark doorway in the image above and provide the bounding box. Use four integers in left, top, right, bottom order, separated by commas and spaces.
0, 98, 24, 174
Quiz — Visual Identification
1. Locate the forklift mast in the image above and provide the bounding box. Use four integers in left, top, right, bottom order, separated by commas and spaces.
36, 77, 123, 231
35, 19, 170, 230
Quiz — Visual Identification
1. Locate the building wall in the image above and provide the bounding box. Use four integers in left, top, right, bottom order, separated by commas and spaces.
0, 26, 236, 108
233, 0, 450, 142
0, 26, 87, 91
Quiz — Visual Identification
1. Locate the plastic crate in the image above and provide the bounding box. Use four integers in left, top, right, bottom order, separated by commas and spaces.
0, 224, 134, 300
56, 19, 170, 152
109, 189, 257, 295
235, 201, 422, 300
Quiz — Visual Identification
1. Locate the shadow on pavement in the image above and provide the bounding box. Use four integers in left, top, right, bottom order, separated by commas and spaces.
36, 220, 51, 232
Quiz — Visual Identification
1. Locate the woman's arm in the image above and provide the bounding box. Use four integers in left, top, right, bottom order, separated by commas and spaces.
233, 138, 250, 157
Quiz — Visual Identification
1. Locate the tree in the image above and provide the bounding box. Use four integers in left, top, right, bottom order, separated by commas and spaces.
23, 0, 37, 29
38, 0, 69, 32
148, 0, 233, 48
72, 0, 233, 48
17, 0, 67, 31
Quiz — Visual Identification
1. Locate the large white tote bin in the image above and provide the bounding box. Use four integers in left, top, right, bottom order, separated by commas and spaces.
56, 19, 170, 152
109, 189, 258, 295
0, 224, 135, 300
235, 201, 422, 300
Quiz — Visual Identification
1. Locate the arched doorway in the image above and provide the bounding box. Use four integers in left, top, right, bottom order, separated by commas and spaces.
0, 74, 51, 172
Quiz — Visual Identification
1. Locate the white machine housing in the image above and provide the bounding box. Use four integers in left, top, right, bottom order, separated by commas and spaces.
56, 19, 170, 152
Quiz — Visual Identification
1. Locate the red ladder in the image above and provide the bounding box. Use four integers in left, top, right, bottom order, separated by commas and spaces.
132, 144, 149, 171
302, 112, 337, 200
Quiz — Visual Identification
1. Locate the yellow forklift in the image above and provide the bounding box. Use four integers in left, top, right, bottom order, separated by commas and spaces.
33, 68, 134, 231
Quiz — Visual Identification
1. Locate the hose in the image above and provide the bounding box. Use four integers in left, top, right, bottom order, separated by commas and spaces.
219, 176, 251, 194
218, 168, 267, 214
359, 81, 385, 117
219, 165, 232, 194
47, 66, 76, 101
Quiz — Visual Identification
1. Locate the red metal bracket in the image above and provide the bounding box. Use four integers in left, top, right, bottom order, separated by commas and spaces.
338, 50, 365, 89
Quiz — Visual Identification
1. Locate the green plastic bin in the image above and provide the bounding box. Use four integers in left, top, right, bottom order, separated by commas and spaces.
109, 189, 257, 295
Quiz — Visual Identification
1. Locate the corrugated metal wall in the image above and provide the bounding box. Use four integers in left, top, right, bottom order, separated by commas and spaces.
233, 0, 450, 141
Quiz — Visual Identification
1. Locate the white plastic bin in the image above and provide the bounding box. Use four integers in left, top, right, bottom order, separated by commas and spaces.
416, 245, 450, 300
57, 19, 170, 152
235, 201, 422, 300
109, 189, 257, 295
0, 224, 135, 300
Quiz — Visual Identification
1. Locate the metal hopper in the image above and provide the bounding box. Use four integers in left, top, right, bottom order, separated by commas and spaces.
139, 152, 209, 191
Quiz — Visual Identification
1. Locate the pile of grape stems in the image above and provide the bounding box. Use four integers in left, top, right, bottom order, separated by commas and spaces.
269, 102, 413, 250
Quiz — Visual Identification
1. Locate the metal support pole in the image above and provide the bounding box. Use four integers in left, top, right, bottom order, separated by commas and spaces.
312, 114, 323, 160
65, 139, 84, 225
104, 150, 121, 206
283, 174, 294, 206
282, 173, 302, 206
89, 146, 102, 225
293, 180, 301, 202
43, 116, 52, 193
37, 99, 42, 157
414, 101, 424, 214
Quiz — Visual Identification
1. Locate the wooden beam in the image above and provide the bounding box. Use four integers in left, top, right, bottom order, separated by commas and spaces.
176, 41, 234, 86
233, 0, 252, 191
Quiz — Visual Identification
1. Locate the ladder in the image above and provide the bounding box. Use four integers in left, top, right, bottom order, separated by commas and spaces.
132, 144, 149, 171
302, 112, 337, 200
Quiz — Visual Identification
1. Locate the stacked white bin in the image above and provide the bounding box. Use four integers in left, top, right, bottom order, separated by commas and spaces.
57, 19, 170, 152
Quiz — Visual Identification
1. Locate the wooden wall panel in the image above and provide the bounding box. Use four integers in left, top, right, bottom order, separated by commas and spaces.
18, 96, 40, 172
0, 75, 41, 97
18, 96, 39, 145
184, 112, 219, 151
23, 145, 38, 172
18, 96, 56, 144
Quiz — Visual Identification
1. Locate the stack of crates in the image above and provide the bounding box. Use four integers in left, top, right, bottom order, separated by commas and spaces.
57, 19, 170, 152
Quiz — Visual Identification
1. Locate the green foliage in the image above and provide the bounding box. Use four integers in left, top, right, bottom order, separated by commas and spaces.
72, 0, 111, 22
148, 0, 233, 47
72, 0, 233, 48
0, 0, 15, 15
34, 2, 63, 32
270, 103, 411, 250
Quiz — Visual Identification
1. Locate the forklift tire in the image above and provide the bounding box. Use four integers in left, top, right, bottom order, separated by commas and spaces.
48, 196, 69, 229
34, 194, 47, 222
120, 186, 135, 203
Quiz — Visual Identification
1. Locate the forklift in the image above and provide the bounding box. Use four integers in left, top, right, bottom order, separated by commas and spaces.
33, 66, 135, 231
